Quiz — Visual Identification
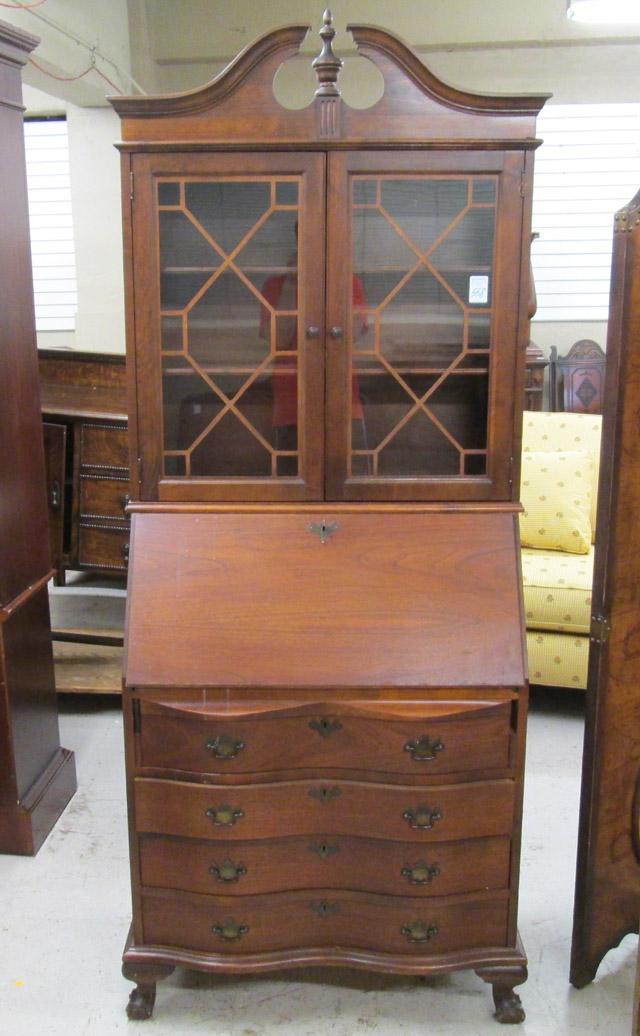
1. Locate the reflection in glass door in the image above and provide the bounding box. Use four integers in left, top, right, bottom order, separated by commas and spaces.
349, 175, 497, 479
157, 177, 304, 479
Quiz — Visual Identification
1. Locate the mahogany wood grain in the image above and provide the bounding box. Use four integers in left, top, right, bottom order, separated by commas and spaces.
141, 886, 510, 958
134, 776, 515, 843
139, 832, 511, 898
125, 509, 526, 690
571, 188, 640, 986
0, 22, 76, 854
137, 697, 512, 777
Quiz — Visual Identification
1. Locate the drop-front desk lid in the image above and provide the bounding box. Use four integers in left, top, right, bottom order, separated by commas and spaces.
124, 508, 526, 690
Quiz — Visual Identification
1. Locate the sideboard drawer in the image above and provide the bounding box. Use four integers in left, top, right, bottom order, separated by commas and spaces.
78, 523, 129, 571
79, 421, 128, 468
79, 474, 131, 520
137, 698, 513, 778
139, 832, 511, 898
140, 887, 510, 957
134, 777, 515, 843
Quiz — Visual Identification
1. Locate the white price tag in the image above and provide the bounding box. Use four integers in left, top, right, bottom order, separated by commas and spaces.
469, 275, 489, 305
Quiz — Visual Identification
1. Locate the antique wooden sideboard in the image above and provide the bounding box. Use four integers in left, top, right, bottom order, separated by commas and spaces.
39, 350, 130, 585
110, 12, 548, 1022
0, 21, 76, 855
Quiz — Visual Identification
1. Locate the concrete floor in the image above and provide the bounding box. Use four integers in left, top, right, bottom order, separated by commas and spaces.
0, 687, 637, 1035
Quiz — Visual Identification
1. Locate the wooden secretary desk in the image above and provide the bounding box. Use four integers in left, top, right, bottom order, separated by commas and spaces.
111, 13, 548, 1024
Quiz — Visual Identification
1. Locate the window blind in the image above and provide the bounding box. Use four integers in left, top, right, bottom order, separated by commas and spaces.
531, 103, 640, 322
23, 118, 78, 332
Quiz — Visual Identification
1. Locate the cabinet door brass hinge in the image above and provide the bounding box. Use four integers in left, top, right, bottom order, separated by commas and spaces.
590, 614, 611, 645
130, 171, 134, 202
520, 172, 526, 198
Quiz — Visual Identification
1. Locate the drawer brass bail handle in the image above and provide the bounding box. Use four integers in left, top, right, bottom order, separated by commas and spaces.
401, 921, 438, 944
212, 918, 249, 942
206, 733, 245, 760
205, 803, 245, 827
309, 717, 343, 739
401, 860, 440, 885
404, 735, 444, 762
209, 858, 247, 883
403, 804, 443, 830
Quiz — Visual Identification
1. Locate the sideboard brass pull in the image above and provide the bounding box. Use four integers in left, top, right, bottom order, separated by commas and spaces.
212, 918, 249, 942
309, 717, 343, 739
206, 733, 245, 760
309, 784, 341, 803
209, 858, 247, 883
401, 860, 440, 885
205, 803, 245, 827
404, 735, 444, 762
402, 804, 443, 830
401, 921, 438, 944
309, 840, 340, 859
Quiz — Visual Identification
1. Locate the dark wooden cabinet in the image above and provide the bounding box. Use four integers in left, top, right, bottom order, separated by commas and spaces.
570, 190, 640, 987
39, 351, 130, 584
111, 14, 547, 1023
0, 21, 76, 855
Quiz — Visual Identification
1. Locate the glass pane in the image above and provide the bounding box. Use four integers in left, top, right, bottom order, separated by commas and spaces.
158, 176, 303, 480
348, 173, 497, 482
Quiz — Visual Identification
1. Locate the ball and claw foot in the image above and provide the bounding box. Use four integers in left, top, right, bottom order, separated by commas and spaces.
126, 982, 156, 1020
492, 983, 525, 1024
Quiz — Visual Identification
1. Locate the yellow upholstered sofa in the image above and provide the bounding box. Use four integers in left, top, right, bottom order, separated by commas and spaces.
520, 410, 602, 689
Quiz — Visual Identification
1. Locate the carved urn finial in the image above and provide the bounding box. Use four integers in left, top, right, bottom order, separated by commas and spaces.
312, 9, 343, 96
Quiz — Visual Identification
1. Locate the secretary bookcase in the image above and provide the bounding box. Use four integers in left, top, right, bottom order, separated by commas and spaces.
111, 12, 548, 1023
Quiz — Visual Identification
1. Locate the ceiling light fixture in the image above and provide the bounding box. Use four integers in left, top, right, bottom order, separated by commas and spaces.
567, 0, 640, 23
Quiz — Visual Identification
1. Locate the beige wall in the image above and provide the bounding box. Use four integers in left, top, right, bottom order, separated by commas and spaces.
7, 1, 639, 356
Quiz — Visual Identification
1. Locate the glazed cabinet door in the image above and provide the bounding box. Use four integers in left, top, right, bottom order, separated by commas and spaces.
325, 151, 529, 501
128, 152, 326, 502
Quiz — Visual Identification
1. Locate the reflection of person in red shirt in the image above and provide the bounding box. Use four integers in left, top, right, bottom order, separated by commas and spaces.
260, 257, 368, 474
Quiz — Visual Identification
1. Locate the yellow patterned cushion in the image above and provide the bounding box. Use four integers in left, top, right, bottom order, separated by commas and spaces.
522, 411, 602, 537
526, 630, 589, 689
521, 546, 594, 633
519, 450, 593, 553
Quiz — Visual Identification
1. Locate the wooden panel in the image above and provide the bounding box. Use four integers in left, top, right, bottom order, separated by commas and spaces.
139, 832, 511, 898
125, 509, 526, 690
571, 188, 640, 986
140, 887, 510, 957
80, 421, 129, 468
79, 473, 130, 519
77, 524, 129, 572
134, 776, 515, 843
42, 421, 67, 582
138, 698, 513, 778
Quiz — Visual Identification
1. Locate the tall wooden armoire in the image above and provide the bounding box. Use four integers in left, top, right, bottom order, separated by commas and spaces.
0, 21, 76, 855
571, 190, 640, 988
111, 14, 548, 1023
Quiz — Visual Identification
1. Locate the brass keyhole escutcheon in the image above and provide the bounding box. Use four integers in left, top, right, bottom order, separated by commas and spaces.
309, 784, 341, 804
309, 717, 343, 738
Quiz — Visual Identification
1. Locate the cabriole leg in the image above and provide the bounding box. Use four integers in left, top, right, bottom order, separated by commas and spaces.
475, 964, 528, 1024
122, 961, 175, 1020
